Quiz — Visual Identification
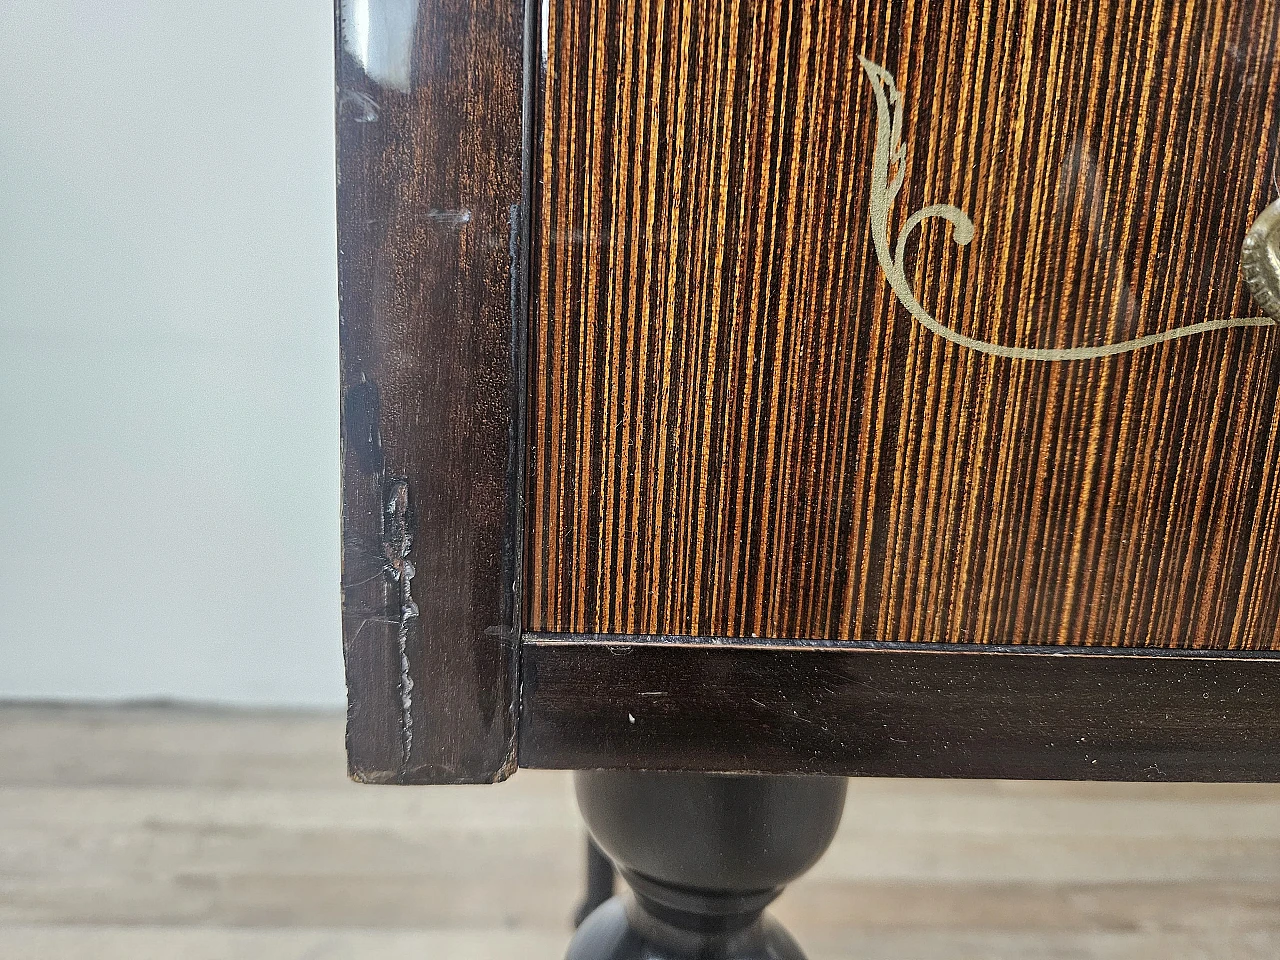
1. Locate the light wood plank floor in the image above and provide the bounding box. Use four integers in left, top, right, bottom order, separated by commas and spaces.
3, 705, 1280, 959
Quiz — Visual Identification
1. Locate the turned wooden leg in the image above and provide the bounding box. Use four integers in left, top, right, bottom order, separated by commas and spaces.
575, 836, 617, 927
566, 771, 847, 960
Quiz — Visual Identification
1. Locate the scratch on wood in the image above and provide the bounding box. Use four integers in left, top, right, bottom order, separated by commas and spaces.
338, 88, 380, 122
382, 479, 417, 775
425, 208, 473, 228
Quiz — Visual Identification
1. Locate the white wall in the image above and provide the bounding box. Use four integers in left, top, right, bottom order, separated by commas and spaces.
0, 1, 344, 705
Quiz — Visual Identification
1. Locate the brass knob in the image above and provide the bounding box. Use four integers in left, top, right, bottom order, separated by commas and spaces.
1243, 199, 1280, 321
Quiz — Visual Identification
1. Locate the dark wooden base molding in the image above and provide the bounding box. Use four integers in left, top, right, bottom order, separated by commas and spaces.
567, 771, 847, 960
521, 636, 1280, 781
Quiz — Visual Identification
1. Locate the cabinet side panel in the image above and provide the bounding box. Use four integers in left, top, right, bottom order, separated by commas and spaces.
337, 0, 524, 783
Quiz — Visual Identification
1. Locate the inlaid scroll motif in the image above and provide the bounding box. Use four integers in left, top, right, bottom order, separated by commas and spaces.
858, 56, 1275, 360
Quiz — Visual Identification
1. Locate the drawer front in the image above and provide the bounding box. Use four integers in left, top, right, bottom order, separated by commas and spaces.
527, 0, 1280, 649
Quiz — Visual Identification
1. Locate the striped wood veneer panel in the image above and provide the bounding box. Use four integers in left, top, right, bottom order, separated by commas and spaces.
527, 0, 1280, 648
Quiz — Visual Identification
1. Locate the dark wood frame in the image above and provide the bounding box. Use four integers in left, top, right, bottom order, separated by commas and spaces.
337, 0, 1280, 785
336, 0, 529, 784
521, 636, 1280, 781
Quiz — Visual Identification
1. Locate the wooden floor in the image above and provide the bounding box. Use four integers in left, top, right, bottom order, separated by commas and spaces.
3, 707, 1280, 959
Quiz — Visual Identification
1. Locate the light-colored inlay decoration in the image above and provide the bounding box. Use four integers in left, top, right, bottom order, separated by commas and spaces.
859, 56, 1275, 361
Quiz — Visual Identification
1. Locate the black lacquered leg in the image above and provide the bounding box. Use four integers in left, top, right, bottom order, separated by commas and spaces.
565, 771, 847, 960
575, 836, 617, 927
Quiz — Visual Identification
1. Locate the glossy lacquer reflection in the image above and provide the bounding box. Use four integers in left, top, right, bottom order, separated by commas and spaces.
340, 0, 418, 91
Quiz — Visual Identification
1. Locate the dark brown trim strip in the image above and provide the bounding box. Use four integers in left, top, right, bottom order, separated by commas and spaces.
336, 0, 526, 784
520, 635, 1280, 781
